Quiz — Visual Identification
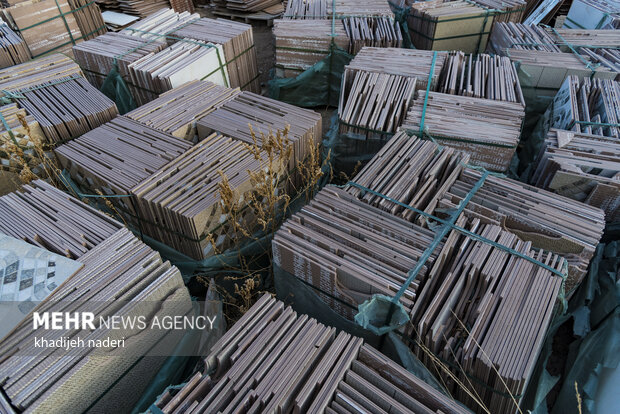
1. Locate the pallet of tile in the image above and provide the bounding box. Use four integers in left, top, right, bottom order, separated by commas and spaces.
0, 54, 83, 96
273, 18, 348, 77
122, 8, 198, 38
0, 227, 192, 414
118, 0, 171, 17
174, 17, 261, 93
220, 0, 280, 13
564, 0, 620, 29
542, 75, 620, 139
126, 40, 230, 104
0, 22, 30, 69
338, 70, 417, 141
0, 179, 123, 259
342, 16, 402, 55
406, 0, 494, 53
346, 130, 605, 292
54, 116, 192, 216
274, 186, 439, 319
196, 91, 322, 172
125, 80, 239, 140
149, 294, 470, 414
11, 76, 118, 144
436, 51, 525, 105
401, 91, 524, 171
1, 0, 105, 58
472, 0, 526, 22
345, 47, 447, 91
283, 0, 327, 18
131, 133, 274, 260
532, 128, 620, 222
72, 32, 167, 105
0, 104, 48, 178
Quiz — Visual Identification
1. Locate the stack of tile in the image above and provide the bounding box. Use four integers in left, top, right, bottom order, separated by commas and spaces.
472, 0, 525, 22
346, 131, 605, 291
0, 22, 30, 68
174, 18, 261, 93
338, 71, 417, 140
118, 0, 171, 17
564, 0, 620, 29
274, 186, 440, 319
0, 0, 106, 58
0, 179, 123, 258
122, 8, 198, 39
72, 32, 166, 104
0, 54, 83, 94
0, 104, 48, 178
544, 76, 620, 139
196, 91, 322, 171
218, 0, 280, 12
131, 133, 272, 260
274, 0, 397, 78
532, 128, 620, 222
273, 19, 348, 77
126, 40, 230, 104
402, 91, 524, 171
54, 116, 192, 215
488, 23, 619, 90
344, 48, 447, 91
408, 220, 565, 414
9, 76, 118, 144
406, 0, 494, 53
125, 80, 239, 140
436, 51, 525, 105
148, 294, 470, 414
0, 228, 192, 414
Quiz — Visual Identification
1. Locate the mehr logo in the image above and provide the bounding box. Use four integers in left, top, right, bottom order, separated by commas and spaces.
33, 312, 96, 330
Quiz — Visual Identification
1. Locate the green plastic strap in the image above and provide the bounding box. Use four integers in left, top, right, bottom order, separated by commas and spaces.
408, 28, 491, 41
274, 45, 331, 54
544, 25, 598, 73
0, 111, 20, 147
343, 180, 567, 280
392, 170, 490, 303
569, 120, 620, 128
54, 0, 76, 46
407, 12, 491, 23
419, 51, 438, 138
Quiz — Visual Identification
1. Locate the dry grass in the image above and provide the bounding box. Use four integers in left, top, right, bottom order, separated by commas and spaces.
199, 125, 325, 321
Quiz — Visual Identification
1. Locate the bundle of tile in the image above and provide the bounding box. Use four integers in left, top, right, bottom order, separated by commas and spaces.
0, 22, 30, 69
488, 23, 619, 90
0, 0, 106, 58
0, 228, 192, 414
402, 91, 524, 171
0, 180, 123, 259
126, 40, 230, 104
342, 16, 402, 55
8, 76, 118, 144
408, 220, 565, 414
532, 128, 620, 222
0, 104, 48, 178
543, 76, 620, 139
274, 0, 397, 78
346, 131, 605, 291
118, 0, 171, 17
125, 80, 239, 140
0, 54, 83, 94
122, 8, 198, 39
149, 294, 470, 414
472, 0, 526, 22
344, 48, 447, 91
217, 0, 280, 13
174, 17, 261, 93
338, 71, 417, 140
196, 91, 322, 171
131, 133, 272, 260
273, 19, 348, 77
436, 51, 525, 105
72, 32, 167, 105
564, 0, 620, 29
54, 116, 193, 216
274, 186, 439, 319
406, 0, 494, 53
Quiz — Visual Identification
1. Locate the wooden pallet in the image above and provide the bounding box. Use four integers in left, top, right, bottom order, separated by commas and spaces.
213, 7, 282, 26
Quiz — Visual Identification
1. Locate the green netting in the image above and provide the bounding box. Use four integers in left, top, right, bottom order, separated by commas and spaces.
101, 64, 138, 114
269, 44, 353, 108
